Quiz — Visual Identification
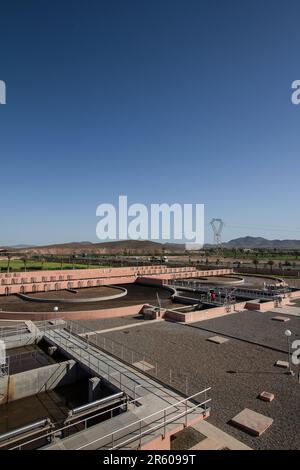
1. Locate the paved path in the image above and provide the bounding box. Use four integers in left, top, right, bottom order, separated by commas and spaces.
273, 306, 300, 317
191, 420, 251, 450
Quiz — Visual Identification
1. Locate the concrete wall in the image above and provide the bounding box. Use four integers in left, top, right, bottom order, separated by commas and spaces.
18, 285, 127, 304
0, 303, 145, 321
165, 301, 246, 323
244, 295, 296, 311
140, 410, 210, 450
173, 290, 300, 319
1, 321, 43, 350
0, 359, 86, 404
3, 333, 38, 350
136, 277, 163, 286
0, 266, 233, 296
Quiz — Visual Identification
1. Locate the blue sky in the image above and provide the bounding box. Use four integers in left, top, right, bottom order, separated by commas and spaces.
0, 0, 300, 246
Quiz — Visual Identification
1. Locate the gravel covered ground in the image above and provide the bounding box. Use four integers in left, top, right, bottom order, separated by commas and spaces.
191, 310, 300, 352
98, 318, 300, 450
75, 314, 146, 331
170, 427, 206, 450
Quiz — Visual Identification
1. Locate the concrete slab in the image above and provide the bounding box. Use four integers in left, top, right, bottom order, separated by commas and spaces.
230, 408, 273, 436
275, 360, 289, 369
49, 319, 65, 326
272, 316, 290, 322
133, 360, 154, 371
206, 336, 229, 344
192, 420, 251, 450
272, 306, 300, 317
258, 391, 275, 402
190, 437, 224, 450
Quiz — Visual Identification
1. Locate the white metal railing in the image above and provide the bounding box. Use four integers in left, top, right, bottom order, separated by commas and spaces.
7, 349, 53, 368
9, 394, 142, 450
43, 326, 142, 399
76, 388, 211, 450
170, 278, 290, 298
63, 320, 192, 396
10, 387, 211, 450
0, 325, 29, 343
0, 419, 51, 444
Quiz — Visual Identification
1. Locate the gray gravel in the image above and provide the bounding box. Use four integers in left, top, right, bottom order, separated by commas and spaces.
191, 310, 300, 352
170, 427, 206, 450
99, 320, 300, 450
75, 315, 145, 331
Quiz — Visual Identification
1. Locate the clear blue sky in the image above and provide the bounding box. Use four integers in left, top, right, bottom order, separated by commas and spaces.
0, 0, 300, 246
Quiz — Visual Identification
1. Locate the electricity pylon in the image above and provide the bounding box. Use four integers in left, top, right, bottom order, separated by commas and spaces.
210, 218, 224, 256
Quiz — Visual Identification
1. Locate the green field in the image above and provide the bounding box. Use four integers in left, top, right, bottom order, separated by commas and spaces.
0, 259, 107, 272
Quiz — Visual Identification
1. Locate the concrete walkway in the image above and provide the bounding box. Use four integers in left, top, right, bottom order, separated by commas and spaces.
42, 326, 210, 450
272, 305, 300, 317
191, 420, 251, 450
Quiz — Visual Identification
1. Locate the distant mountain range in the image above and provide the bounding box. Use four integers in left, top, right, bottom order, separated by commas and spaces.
0, 240, 186, 255
1, 236, 300, 254
0, 244, 34, 250
211, 236, 300, 250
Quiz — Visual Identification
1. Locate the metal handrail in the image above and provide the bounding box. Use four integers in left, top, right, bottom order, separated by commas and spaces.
44, 327, 141, 398
63, 320, 191, 395
76, 388, 211, 450
9, 387, 210, 451
69, 392, 124, 416
7, 349, 50, 362
0, 327, 29, 339
66, 319, 157, 361
0, 419, 51, 443
9, 395, 139, 450
110, 398, 211, 450
45, 327, 123, 376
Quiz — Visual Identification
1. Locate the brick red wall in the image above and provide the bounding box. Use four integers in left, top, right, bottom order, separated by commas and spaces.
0, 265, 231, 296
0, 303, 144, 321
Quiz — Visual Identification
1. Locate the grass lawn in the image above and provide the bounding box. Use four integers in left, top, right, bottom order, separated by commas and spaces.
0, 259, 107, 272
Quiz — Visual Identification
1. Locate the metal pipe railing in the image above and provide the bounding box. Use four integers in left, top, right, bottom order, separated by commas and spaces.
9, 385, 210, 451
9, 395, 140, 450
110, 398, 211, 450
44, 327, 141, 398
0, 419, 51, 443
62, 319, 191, 396
69, 392, 124, 416
76, 387, 211, 450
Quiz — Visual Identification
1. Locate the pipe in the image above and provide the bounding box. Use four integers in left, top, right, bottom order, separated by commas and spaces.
69, 392, 124, 416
